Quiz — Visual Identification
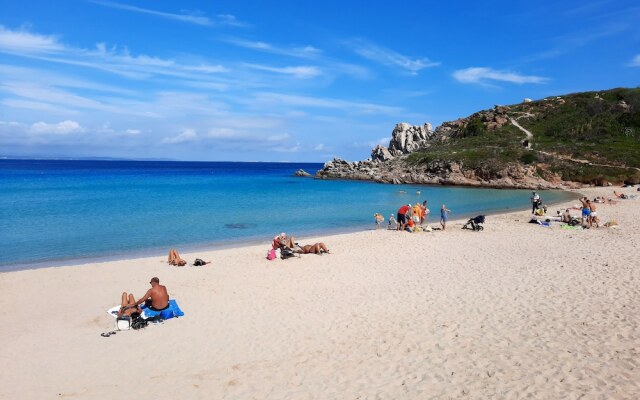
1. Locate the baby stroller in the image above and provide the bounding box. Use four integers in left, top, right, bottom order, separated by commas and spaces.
462, 215, 485, 231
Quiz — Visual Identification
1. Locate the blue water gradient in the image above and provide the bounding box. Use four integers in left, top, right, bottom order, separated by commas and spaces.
0, 160, 577, 270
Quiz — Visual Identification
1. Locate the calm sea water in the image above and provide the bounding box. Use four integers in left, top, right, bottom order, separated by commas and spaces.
0, 159, 576, 271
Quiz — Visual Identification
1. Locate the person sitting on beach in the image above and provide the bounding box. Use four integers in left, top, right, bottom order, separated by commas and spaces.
117, 293, 142, 317
168, 249, 187, 266
440, 204, 451, 230
374, 213, 384, 229
561, 209, 573, 223
299, 242, 330, 255
273, 232, 296, 250
405, 218, 415, 232
614, 190, 628, 199
132, 277, 170, 312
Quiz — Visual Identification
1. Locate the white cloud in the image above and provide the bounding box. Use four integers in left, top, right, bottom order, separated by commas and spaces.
125, 129, 141, 135
253, 92, 402, 115
245, 64, 322, 79
221, 37, 321, 58
313, 143, 324, 151
90, 1, 211, 25
452, 67, 549, 84
629, 54, 640, 67
215, 14, 249, 28
29, 120, 84, 135
0, 26, 64, 54
349, 40, 439, 75
161, 129, 197, 144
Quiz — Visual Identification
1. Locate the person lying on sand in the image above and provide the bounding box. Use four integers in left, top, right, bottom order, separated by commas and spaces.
299, 242, 330, 255
118, 293, 142, 317
614, 191, 628, 199
168, 249, 186, 266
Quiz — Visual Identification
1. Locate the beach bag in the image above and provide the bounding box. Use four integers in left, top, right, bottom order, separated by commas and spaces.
193, 258, 205, 266
131, 313, 148, 330
116, 316, 131, 331
267, 249, 276, 260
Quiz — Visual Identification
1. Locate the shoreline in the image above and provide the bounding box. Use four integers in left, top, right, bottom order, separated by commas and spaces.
1, 186, 638, 398
1, 188, 581, 273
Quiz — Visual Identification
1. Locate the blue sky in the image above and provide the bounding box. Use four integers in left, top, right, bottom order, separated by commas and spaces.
0, 1, 638, 162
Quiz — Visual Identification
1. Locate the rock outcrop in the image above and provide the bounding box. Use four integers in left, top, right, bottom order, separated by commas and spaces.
294, 169, 311, 177
314, 113, 562, 189
388, 123, 435, 156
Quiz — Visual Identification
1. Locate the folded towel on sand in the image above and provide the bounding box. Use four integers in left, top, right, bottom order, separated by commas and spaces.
141, 299, 184, 320
106, 299, 185, 320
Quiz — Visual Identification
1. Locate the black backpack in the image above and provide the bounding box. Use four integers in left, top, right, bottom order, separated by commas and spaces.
193, 258, 205, 266
281, 247, 296, 259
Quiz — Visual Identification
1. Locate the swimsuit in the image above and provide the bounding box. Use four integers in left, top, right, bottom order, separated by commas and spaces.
148, 303, 170, 312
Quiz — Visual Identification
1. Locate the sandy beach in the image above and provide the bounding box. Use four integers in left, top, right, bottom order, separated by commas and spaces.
1, 186, 639, 399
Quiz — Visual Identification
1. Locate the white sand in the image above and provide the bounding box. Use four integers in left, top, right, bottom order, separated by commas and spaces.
1, 187, 639, 399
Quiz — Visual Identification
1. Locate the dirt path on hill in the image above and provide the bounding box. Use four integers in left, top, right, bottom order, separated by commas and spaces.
509, 118, 640, 173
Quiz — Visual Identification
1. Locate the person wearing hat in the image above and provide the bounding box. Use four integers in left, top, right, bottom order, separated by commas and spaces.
273, 232, 296, 250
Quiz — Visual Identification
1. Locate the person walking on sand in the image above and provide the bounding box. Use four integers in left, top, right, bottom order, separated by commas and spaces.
440, 204, 451, 230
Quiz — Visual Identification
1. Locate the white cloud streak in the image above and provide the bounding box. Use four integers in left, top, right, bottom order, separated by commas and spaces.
629, 54, 640, 67
253, 92, 402, 115
0, 26, 64, 54
244, 64, 322, 79
452, 67, 549, 84
349, 40, 440, 75
90, 1, 211, 25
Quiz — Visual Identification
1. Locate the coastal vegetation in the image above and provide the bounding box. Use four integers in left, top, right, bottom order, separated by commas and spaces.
407, 87, 640, 185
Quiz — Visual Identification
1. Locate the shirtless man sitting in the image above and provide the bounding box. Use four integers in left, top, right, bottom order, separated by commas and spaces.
133, 277, 170, 312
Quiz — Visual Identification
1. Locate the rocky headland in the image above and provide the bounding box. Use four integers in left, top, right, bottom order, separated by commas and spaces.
315, 88, 640, 189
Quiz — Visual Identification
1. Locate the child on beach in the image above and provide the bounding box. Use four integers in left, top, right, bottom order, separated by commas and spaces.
374, 213, 384, 229
388, 214, 397, 230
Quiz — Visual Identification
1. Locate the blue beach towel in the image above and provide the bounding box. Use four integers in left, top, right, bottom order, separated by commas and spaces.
141, 299, 185, 320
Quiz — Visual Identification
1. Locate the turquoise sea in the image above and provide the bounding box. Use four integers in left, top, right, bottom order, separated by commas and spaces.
0, 160, 577, 271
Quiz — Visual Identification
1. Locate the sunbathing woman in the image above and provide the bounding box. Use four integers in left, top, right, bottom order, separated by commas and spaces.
614, 190, 628, 199
118, 293, 142, 317
273, 232, 297, 249
300, 242, 330, 255
168, 249, 187, 266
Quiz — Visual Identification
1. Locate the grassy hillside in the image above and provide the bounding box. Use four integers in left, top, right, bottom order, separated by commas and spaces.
408, 87, 640, 185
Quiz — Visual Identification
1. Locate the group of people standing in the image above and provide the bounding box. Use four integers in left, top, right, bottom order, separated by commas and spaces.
375, 199, 452, 232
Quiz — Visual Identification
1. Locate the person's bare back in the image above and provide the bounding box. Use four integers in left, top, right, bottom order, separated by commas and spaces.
135, 277, 169, 310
